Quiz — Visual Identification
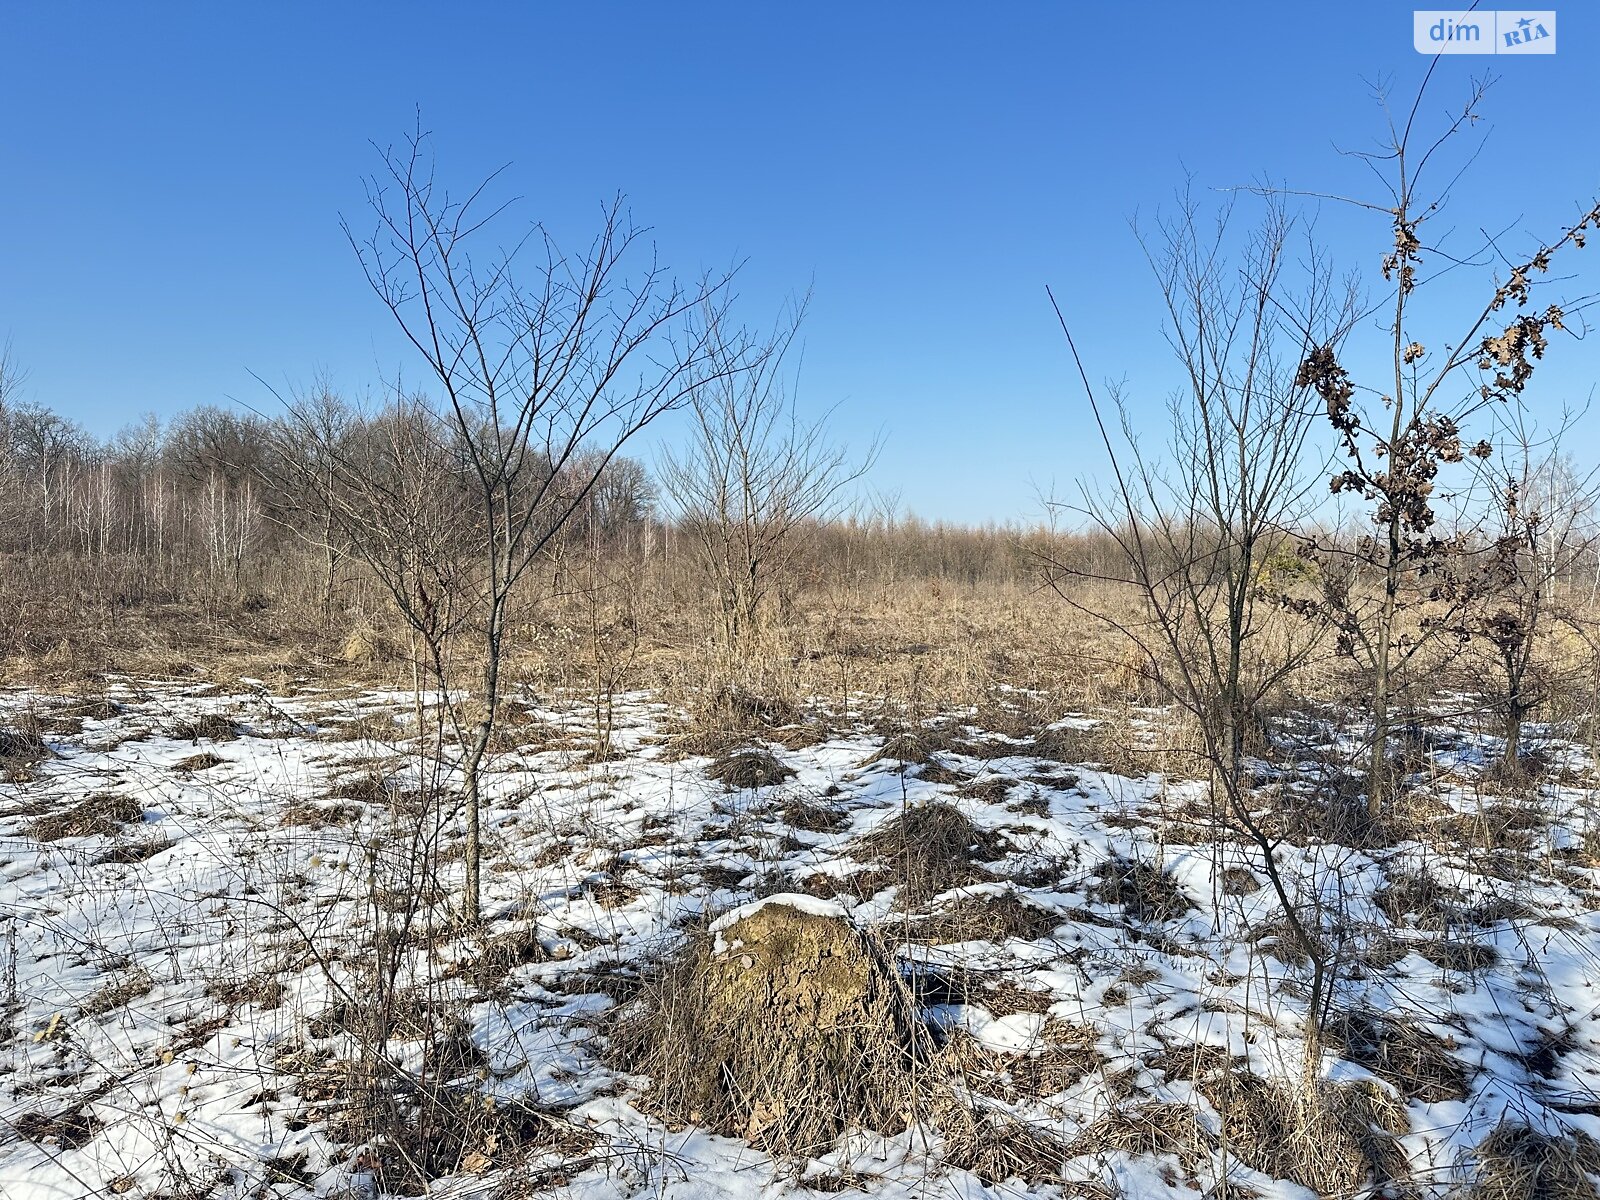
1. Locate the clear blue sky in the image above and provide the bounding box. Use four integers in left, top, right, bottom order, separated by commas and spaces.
3, 2, 1597, 523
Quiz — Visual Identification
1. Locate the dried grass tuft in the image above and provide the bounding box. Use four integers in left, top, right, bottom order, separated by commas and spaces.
1201, 1073, 1408, 1196
170, 713, 240, 742
855, 802, 1006, 906
941, 1019, 1104, 1102
913, 889, 1063, 944
775, 796, 849, 833
174, 751, 227, 773
666, 685, 800, 760
1063, 1101, 1213, 1169
865, 732, 941, 767
27, 792, 142, 841
959, 777, 1015, 803
1089, 854, 1193, 923
918, 760, 974, 785
707, 748, 795, 790
0, 713, 50, 774
1375, 868, 1466, 932
1419, 937, 1500, 974
340, 626, 402, 666
609, 900, 926, 1156
941, 1108, 1074, 1186
1470, 1121, 1600, 1200
1027, 724, 1097, 764
80, 967, 155, 1016
1325, 1007, 1470, 1102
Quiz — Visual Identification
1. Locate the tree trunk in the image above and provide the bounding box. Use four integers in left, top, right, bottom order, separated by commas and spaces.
1503, 656, 1525, 769
1504, 710, 1524, 768
461, 605, 505, 926
1368, 515, 1403, 817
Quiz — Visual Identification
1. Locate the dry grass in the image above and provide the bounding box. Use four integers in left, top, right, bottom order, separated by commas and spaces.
35, 696, 120, 733
609, 901, 927, 1156
326, 769, 394, 804
706, 748, 795, 790
26, 791, 143, 840
774, 796, 849, 833
464, 925, 548, 991
173, 751, 228, 773
1063, 1101, 1213, 1170
1248, 914, 1317, 966
11, 1105, 105, 1150
170, 712, 240, 742
7, 528, 1600, 1196
281, 799, 366, 828
1026, 724, 1098, 764
1144, 1039, 1236, 1083
661, 683, 802, 761
941, 1017, 1104, 1102
1219, 866, 1261, 895
97, 836, 172, 864
339, 625, 403, 666
318, 710, 406, 743
610, 897, 1080, 1179
864, 731, 943, 768
0, 711, 50, 778
1089, 854, 1193, 923
1202, 1073, 1409, 1196
1324, 1007, 1471, 1102
912, 889, 1064, 944
917, 759, 974, 785
941, 1108, 1075, 1186
80, 967, 155, 1017
1419, 936, 1501, 974
854, 802, 1006, 906
1376, 868, 1468, 932
1471, 1121, 1600, 1200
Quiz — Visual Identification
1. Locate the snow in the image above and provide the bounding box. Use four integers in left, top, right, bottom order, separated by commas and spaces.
1, 680, 1598, 1199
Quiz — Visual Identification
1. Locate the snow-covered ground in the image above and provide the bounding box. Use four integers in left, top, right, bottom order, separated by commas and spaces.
2, 678, 1599, 1199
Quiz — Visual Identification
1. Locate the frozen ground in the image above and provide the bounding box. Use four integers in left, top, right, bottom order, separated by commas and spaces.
1, 678, 1599, 1199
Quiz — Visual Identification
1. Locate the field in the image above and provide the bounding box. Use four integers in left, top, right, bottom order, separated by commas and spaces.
3, 666, 1599, 1200
5, 27, 1600, 1200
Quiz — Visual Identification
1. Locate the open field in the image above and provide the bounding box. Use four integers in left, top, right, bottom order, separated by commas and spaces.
3, 674, 1600, 1199
6, 10, 1600, 1199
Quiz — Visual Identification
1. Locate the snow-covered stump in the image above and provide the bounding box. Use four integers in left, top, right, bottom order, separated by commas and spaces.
611, 894, 926, 1156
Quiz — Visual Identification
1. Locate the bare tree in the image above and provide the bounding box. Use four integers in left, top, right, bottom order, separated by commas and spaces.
0, 341, 23, 416
659, 298, 878, 655
1467, 408, 1600, 771
280, 126, 747, 922
0, 343, 25, 531
1050, 190, 1353, 1087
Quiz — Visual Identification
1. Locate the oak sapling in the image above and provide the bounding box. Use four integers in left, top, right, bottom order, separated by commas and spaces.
1285, 78, 1600, 814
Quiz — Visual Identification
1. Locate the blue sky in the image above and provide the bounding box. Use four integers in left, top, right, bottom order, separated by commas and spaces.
3, 2, 1597, 522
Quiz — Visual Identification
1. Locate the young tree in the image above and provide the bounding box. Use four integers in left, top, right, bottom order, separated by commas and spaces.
1050, 191, 1353, 1086
1286, 79, 1600, 812
1468, 409, 1599, 771
0, 343, 25, 532
658, 299, 877, 655
281, 127, 746, 923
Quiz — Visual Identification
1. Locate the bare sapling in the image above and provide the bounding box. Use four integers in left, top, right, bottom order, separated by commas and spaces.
1049, 187, 1354, 1086
278, 123, 751, 922
1465, 407, 1600, 774
659, 297, 878, 659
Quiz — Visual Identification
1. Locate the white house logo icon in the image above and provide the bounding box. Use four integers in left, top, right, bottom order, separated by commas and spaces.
1414, 10, 1557, 53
